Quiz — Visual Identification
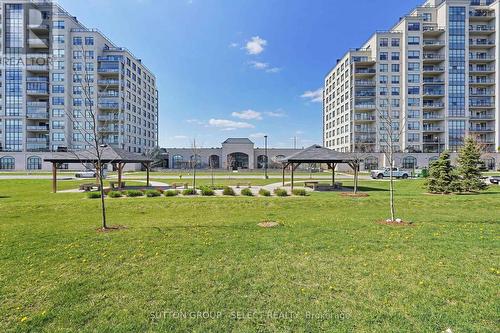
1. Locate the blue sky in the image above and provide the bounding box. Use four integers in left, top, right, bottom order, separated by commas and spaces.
58, 0, 422, 149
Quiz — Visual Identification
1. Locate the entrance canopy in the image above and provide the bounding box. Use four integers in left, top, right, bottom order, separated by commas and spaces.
279, 145, 360, 190
44, 146, 153, 193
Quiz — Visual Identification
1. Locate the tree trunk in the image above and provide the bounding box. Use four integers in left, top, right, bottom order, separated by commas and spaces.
389, 152, 395, 222
354, 165, 358, 194
97, 162, 107, 230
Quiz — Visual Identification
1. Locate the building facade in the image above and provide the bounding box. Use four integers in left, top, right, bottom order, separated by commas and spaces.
323, 0, 499, 170
163, 138, 302, 170
0, 0, 158, 171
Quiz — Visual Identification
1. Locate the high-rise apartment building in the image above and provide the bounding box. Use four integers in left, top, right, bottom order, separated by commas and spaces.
323, 0, 499, 170
0, 0, 158, 170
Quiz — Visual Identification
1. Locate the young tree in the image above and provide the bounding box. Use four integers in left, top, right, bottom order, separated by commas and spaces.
426, 151, 458, 194
376, 91, 407, 222
456, 137, 488, 193
64, 47, 116, 230
190, 139, 201, 189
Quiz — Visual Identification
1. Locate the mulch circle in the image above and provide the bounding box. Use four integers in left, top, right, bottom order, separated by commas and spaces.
340, 193, 369, 198
96, 225, 128, 233
258, 221, 281, 228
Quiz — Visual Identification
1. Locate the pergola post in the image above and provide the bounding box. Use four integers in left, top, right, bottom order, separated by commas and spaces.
146, 162, 151, 187
52, 162, 57, 193
282, 163, 288, 186
331, 163, 337, 187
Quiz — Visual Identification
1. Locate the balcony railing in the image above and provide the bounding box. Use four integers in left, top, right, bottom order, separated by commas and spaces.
469, 39, 495, 46
355, 136, 376, 144
97, 56, 123, 62
97, 68, 120, 73
354, 69, 376, 74
26, 112, 49, 119
97, 79, 120, 85
423, 53, 445, 60
469, 127, 494, 132
423, 66, 445, 72
355, 92, 376, 97
354, 80, 376, 86
354, 103, 376, 109
423, 26, 446, 33
423, 79, 445, 84
423, 90, 445, 96
423, 102, 445, 108
469, 78, 495, 84
469, 66, 494, 72
470, 101, 494, 107
26, 138, 48, 143
470, 89, 494, 96
469, 10, 495, 18
354, 115, 376, 121
27, 102, 48, 108
470, 113, 494, 119
423, 113, 444, 120
26, 89, 49, 95
469, 54, 494, 60
469, 25, 495, 32
26, 125, 49, 131
423, 40, 445, 46
26, 77, 49, 82
98, 103, 120, 109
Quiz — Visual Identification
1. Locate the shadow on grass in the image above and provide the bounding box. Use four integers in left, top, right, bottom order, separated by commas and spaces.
341, 186, 388, 192
0, 196, 10, 199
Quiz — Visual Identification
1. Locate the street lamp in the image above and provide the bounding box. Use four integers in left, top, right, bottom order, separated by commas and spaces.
264, 135, 269, 179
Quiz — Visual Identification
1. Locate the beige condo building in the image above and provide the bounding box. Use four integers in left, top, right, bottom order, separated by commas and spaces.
323, 0, 499, 170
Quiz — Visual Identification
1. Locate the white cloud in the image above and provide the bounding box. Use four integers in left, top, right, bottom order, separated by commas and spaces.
229, 42, 239, 48
265, 67, 281, 73
249, 61, 268, 70
265, 109, 286, 117
232, 109, 262, 120
245, 36, 267, 55
249, 133, 267, 139
173, 135, 188, 139
301, 88, 324, 103
208, 119, 255, 130
186, 119, 203, 125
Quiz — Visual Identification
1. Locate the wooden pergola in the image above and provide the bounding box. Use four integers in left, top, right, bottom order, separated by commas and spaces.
279, 145, 360, 191
44, 146, 153, 193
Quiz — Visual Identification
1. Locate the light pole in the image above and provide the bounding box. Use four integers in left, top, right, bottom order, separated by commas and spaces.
264, 135, 269, 179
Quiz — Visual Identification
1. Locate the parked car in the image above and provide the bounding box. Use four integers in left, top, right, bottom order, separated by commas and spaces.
75, 169, 108, 179
490, 176, 500, 185
371, 168, 410, 180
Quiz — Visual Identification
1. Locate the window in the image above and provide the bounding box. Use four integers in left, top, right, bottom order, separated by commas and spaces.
391, 52, 400, 60
423, 13, 432, 22
84, 51, 95, 59
27, 156, 42, 170
52, 73, 64, 82
52, 85, 65, 93
408, 133, 420, 142
408, 62, 420, 71
391, 87, 400, 96
391, 64, 400, 72
379, 64, 388, 72
408, 122, 420, 130
52, 109, 65, 117
53, 20, 65, 29
379, 75, 388, 84
391, 38, 400, 47
53, 49, 65, 57
408, 110, 420, 118
380, 52, 388, 60
408, 51, 420, 59
52, 132, 65, 142
391, 75, 400, 84
85, 37, 94, 45
73, 62, 83, 71
379, 38, 388, 47
173, 155, 184, 169
402, 156, 417, 169
73, 37, 83, 45
408, 87, 420, 95
408, 22, 420, 31
0, 157, 15, 170
73, 51, 83, 59
408, 74, 420, 83
364, 157, 379, 171
408, 98, 420, 107
53, 35, 65, 43
52, 97, 65, 105
408, 36, 420, 45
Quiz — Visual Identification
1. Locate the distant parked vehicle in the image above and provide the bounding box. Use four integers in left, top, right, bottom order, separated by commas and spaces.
75, 169, 108, 179
490, 176, 500, 185
371, 168, 410, 180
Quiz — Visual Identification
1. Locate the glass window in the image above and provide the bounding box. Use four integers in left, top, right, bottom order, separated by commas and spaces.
27, 156, 42, 170
379, 38, 388, 47
380, 52, 388, 60
391, 64, 400, 72
53, 20, 65, 29
85, 37, 94, 45
408, 51, 420, 59
391, 52, 400, 60
408, 22, 420, 31
391, 38, 400, 47
408, 36, 420, 45
73, 37, 83, 45
0, 157, 15, 170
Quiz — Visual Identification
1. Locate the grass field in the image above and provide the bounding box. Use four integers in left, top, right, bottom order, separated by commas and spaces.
0, 179, 498, 332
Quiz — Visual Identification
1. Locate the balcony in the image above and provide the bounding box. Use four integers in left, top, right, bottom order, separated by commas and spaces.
470, 113, 494, 120
423, 102, 445, 109
469, 78, 495, 85
355, 136, 376, 144
354, 127, 376, 134
27, 101, 48, 108
26, 143, 49, 151
26, 64, 49, 72
26, 111, 49, 120
469, 39, 495, 48
422, 40, 445, 49
98, 102, 120, 110
354, 80, 376, 86
98, 91, 120, 98
469, 25, 495, 33
26, 77, 49, 82
28, 23, 49, 32
98, 126, 120, 133
97, 114, 123, 122
469, 54, 494, 61
423, 113, 444, 120
423, 78, 445, 85
469, 66, 494, 73
354, 114, 376, 122
423, 89, 445, 97
28, 38, 49, 49
355, 91, 376, 98
423, 53, 445, 63
423, 138, 444, 144
354, 103, 376, 110
97, 68, 120, 75
354, 68, 376, 76
26, 137, 49, 143
423, 25, 446, 35
470, 101, 494, 108
423, 126, 444, 132
97, 55, 123, 62
97, 79, 120, 86
469, 10, 495, 20
470, 89, 494, 96
469, 127, 494, 132
26, 125, 49, 132
423, 66, 445, 74
352, 57, 376, 65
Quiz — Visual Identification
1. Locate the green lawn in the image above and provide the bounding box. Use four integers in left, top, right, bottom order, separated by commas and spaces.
0, 179, 498, 332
